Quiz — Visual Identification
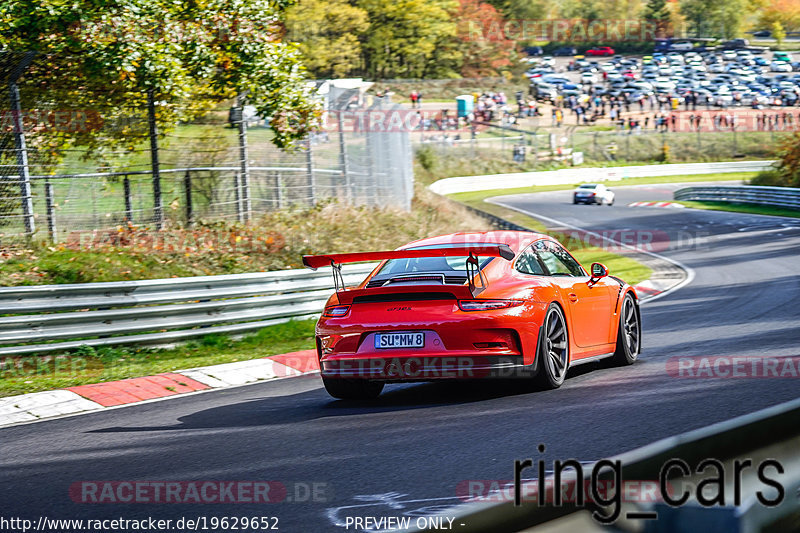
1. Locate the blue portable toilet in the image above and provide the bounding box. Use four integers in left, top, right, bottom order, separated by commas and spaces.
456, 95, 474, 118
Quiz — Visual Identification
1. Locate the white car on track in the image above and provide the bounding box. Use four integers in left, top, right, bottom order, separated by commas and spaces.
573, 183, 615, 205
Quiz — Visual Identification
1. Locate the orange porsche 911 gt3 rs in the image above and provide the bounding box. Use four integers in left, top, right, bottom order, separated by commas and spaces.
302, 231, 641, 399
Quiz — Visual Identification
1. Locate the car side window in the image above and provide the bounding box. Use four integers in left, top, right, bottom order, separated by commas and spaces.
533, 241, 585, 277
515, 248, 545, 275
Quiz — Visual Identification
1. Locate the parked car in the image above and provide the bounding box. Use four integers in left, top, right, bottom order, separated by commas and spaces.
669, 41, 694, 52
553, 46, 578, 56
771, 61, 793, 73
524, 46, 544, 56
586, 46, 615, 57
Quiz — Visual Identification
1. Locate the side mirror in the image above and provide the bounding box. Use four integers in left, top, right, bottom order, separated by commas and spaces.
590, 262, 609, 279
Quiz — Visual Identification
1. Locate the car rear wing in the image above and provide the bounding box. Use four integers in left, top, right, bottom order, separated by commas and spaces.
302, 244, 515, 295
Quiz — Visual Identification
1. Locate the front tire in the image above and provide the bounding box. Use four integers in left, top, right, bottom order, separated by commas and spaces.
322, 377, 384, 400
534, 304, 570, 389
610, 293, 641, 366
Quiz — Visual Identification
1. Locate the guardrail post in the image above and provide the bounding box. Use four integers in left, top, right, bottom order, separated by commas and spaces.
44, 180, 56, 242
123, 175, 133, 223
183, 170, 193, 227
147, 89, 164, 231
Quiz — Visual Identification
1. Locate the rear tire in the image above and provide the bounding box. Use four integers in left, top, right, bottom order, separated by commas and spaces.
610, 294, 641, 366
534, 304, 570, 389
322, 377, 384, 400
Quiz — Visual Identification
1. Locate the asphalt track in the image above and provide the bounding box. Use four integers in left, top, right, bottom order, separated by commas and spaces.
2, 181, 800, 532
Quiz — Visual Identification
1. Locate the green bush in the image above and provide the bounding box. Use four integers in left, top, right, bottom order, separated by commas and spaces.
749, 169, 785, 187
416, 144, 438, 172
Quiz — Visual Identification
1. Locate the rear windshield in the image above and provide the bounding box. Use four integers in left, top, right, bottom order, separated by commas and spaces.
376, 243, 497, 276
578, 184, 598, 189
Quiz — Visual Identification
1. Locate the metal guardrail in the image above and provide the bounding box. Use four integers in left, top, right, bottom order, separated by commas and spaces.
674, 185, 800, 210
0, 264, 377, 356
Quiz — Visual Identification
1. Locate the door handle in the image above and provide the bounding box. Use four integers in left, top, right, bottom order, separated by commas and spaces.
568, 293, 578, 303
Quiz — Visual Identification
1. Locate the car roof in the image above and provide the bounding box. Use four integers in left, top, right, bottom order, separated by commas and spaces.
399, 231, 548, 254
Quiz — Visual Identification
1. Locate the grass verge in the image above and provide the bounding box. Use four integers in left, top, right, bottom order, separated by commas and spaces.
674, 201, 800, 219
0, 319, 317, 398
447, 172, 759, 206
0, 186, 491, 286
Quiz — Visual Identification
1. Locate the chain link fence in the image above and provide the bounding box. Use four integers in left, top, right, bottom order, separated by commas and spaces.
411, 108, 790, 169
0, 52, 413, 242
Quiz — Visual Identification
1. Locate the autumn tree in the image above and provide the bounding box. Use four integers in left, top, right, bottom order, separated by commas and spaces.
456, 0, 513, 77
679, 0, 754, 38
0, 0, 321, 151
284, 0, 370, 78
757, 0, 800, 33
358, 0, 459, 79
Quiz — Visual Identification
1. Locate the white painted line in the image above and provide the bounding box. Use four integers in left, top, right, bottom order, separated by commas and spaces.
487, 199, 696, 305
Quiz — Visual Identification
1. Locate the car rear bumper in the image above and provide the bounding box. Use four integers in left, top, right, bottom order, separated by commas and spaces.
574, 196, 599, 204
320, 354, 536, 381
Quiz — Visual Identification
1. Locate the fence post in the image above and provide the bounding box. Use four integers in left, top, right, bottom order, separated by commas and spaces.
236, 94, 251, 222
233, 171, 243, 223
9, 73, 35, 236
183, 170, 193, 227
147, 89, 164, 230
275, 172, 283, 209
122, 174, 133, 223
625, 132, 631, 161
337, 111, 352, 203
365, 132, 377, 206
123, 175, 133, 223
305, 136, 315, 205
470, 122, 476, 158
44, 180, 55, 242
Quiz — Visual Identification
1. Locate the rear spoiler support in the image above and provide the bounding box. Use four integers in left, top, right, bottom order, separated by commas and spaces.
331, 261, 345, 292
466, 253, 488, 295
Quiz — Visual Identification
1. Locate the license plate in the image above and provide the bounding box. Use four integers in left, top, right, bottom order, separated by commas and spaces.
374, 332, 425, 349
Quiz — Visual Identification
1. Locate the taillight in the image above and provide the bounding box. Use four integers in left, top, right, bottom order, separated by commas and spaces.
458, 300, 523, 312
323, 305, 350, 318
